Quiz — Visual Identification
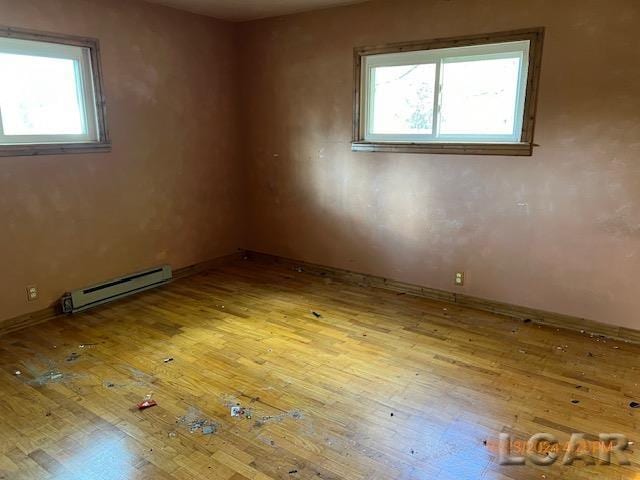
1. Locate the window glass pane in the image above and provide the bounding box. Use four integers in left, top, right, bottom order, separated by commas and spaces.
439, 56, 521, 136
0, 53, 85, 136
371, 64, 435, 135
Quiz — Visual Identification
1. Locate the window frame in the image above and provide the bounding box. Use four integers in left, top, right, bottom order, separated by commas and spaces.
0, 26, 110, 157
352, 28, 545, 156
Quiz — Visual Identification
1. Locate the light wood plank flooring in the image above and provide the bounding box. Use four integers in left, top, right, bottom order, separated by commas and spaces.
0, 258, 638, 479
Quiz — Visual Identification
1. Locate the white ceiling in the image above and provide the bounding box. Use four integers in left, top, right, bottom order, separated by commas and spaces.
143, 0, 367, 21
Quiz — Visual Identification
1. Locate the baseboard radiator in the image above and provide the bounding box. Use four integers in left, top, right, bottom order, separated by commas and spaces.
61, 265, 172, 314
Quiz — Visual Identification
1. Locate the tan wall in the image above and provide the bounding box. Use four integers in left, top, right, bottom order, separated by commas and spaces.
0, 0, 243, 321
238, 0, 640, 329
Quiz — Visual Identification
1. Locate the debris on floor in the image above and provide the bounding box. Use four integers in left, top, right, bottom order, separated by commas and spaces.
231, 406, 244, 417
289, 470, 298, 475
137, 399, 157, 410
253, 410, 303, 428
589, 333, 608, 343
222, 394, 253, 420
312, 311, 322, 318
65, 352, 80, 362
33, 370, 65, 385
14, 370, 21, 376
137, 394, 158, 410
202, 425, 216, 435
571, 400, 580, 404
177, 406, 220, 435
523, 319, 532, 323
231, 405, 252, 419
20, 355, 79, 387
163, 357, 174, 363
189, 419, 210, 432
257, 434, 280, 448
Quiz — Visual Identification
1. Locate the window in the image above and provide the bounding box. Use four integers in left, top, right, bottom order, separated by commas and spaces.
0, 27, 109, 157
353, 29, 544, 155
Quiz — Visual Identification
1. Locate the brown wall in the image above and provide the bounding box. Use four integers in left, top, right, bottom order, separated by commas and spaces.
0, 0, 243, 322
238, 0, 640, 329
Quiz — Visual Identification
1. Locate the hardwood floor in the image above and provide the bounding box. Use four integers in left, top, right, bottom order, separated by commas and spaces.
0, 258, 638, 479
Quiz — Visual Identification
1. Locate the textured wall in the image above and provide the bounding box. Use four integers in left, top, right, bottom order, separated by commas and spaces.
238, 0, 640, 329
142, 0, 367, 21
0, 0, 243, 321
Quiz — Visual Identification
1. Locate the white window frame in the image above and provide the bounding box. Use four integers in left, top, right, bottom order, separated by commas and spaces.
352, 28, 545, 156
362, 41, 530, 144
0, 26, 110, 157
0, 37, 99, 145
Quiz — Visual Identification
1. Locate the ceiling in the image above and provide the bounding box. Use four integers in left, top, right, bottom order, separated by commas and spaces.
142, 0, 367, 21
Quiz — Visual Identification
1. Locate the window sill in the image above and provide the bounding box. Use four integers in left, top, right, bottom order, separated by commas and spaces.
0, 142, 112, 158
351, 141, 533, 156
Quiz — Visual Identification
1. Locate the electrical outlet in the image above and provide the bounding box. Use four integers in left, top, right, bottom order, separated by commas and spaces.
26, 285, 39, 302
455, 272, 465, 286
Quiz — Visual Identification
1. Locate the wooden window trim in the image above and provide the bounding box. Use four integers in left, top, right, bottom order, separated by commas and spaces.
0, 25, 111, 158
352, 28, 545, 156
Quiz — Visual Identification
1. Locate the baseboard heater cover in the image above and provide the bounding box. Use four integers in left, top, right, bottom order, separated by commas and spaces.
61, 265, 172, 314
